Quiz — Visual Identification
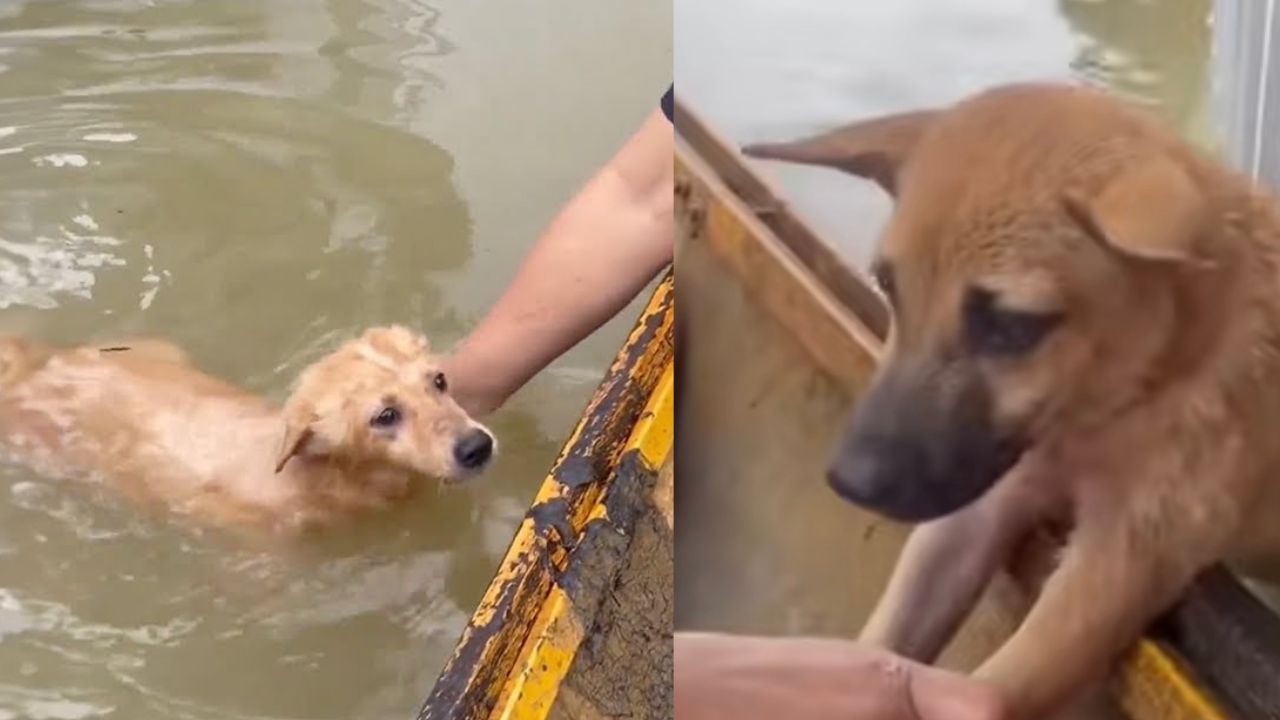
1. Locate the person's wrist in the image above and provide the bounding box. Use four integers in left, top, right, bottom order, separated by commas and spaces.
460, 388, 506, 418
442, 352, 506, 418
446, 370, 508, 417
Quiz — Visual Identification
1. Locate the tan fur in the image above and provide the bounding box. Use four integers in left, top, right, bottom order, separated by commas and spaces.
0, 326, 494, 534
748, 83, 1280, 718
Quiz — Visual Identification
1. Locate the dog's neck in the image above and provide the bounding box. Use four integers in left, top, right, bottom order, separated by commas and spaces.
227, 414, 416, 513
277, 451, 415, 498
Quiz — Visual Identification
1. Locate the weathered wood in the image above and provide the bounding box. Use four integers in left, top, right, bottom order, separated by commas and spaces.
676, 144, 881, 397
674, 97, 891, 337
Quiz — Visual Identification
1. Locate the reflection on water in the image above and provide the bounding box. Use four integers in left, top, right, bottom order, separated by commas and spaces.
0, 1, 668, 718
1064, 0, 1211, 135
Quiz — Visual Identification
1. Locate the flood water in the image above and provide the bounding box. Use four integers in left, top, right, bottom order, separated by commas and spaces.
0, 2, 669, 718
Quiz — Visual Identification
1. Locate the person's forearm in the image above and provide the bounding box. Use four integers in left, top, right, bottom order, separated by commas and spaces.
447, 107, 674, 416
675, 632, 1008, 720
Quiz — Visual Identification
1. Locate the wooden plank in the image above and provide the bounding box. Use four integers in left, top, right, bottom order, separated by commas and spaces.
676, 142, 881, 397
673, 96, 891, 337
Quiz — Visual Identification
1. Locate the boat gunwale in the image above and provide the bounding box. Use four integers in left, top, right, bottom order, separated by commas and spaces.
418, 273, 674, 720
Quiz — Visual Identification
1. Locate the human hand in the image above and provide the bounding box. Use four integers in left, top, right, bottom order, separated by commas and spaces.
675, 632, 1007, 720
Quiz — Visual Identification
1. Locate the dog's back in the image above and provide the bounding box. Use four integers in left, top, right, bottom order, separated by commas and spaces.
0, 336, 49, 391
0, 337, 270, 499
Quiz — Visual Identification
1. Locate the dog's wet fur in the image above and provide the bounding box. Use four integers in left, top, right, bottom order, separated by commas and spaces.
0, 326, 495, 533
747, 82, 1280, 718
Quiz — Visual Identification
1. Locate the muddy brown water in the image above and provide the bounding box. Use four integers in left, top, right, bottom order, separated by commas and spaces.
0, 2, 669, 719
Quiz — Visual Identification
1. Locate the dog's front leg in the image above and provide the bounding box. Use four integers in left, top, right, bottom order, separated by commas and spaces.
860, 476, 1049, 663
973, 515, 1205, 719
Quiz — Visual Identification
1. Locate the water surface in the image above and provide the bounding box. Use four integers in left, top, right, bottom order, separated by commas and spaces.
0, 2, 670, 718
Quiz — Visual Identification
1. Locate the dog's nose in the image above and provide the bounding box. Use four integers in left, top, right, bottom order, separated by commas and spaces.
827, 448, 939, 522
827, 457, 894, 508
827, 443, 1003, 523
454, 430, 494, 470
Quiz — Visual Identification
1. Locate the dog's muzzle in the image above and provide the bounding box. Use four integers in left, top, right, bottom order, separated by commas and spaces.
826, 358, 1028, 522
454, 429, 495, 471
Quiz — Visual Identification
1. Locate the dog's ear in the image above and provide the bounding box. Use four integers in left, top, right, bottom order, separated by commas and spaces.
742, 110, 939, 196
1065, 154, 1210, 266
274, 403, 317, 474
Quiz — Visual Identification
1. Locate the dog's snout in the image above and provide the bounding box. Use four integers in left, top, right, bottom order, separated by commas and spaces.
828, 358, 1027, 523
454, 430, 494, 470
827, 438, 935, 520
827, 455, 892, 507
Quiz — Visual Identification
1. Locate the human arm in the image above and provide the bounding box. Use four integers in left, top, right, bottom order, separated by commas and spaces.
674, 632, 1007, 720
445, 103, 674, 416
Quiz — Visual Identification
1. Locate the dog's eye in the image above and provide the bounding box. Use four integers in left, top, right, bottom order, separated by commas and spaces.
370, 406, 402, 428
964, 289, 1062, 356
432, 372, 448, 393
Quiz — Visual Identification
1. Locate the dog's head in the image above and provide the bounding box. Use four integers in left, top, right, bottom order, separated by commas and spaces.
746, 83, 1234, 522
274, 326, 496, 482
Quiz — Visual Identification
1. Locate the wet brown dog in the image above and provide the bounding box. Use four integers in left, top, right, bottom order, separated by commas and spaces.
0, 326, 495, 533
746, 83, 1280, 718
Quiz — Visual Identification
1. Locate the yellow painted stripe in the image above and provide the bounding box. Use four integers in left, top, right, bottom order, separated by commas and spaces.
489, 358, 676, 720
580, 363, 676, 532
627, 362, 675, 469
1115, 640, 1229, 720
490, 586, 582, 720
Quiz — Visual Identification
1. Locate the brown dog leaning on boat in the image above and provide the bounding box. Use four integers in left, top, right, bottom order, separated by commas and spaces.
744, 82, 1280, 718
0, 325, 495, 532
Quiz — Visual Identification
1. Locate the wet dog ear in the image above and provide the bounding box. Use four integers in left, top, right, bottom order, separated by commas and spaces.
742, 110, 940, 196
1064, 154, 1212, 267
274, 403, 317, 474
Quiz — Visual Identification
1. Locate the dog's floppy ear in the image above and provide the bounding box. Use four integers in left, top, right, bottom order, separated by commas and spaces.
274, 403, 317, 474
1065, 154, 1211, 266
742, 110, 939, 196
